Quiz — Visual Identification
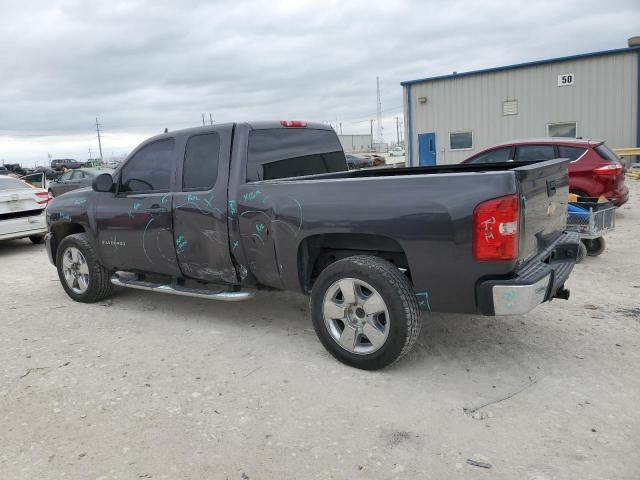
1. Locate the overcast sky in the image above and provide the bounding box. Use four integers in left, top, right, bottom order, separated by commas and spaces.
1, 0, 639, 166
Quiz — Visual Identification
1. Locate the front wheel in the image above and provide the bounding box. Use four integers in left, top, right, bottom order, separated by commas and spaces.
310, 255, 421, 370
56, 233, 114, 303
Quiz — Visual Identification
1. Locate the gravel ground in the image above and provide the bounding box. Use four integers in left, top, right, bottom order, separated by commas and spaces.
1, 181, 639, 480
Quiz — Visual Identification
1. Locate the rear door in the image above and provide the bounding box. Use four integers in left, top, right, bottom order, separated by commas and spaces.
95, 138, 181, 276
173, 126, 237, 284
513, 158, 570, 263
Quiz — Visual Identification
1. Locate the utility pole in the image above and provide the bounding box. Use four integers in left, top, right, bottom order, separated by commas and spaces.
95, 117, 103, 162
209, 113, 213, 125
339, 122, 343, 135
370, 119, 374, 153
394, 116, 400, 145
375, 76, 384, 144
89, 148, 93, 166
202, 113, 206, 126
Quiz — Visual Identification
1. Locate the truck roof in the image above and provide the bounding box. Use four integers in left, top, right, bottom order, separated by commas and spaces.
154, 121, 332, 139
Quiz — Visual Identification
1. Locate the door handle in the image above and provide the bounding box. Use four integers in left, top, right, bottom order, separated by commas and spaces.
146, 204, 168, 214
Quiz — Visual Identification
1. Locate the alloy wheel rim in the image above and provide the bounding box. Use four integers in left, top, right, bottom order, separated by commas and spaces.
322, 278, 390, 355
61, 246, 90, 294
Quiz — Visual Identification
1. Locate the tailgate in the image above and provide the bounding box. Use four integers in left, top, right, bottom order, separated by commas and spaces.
513, 158, 570, 263
0, 190, 43, 215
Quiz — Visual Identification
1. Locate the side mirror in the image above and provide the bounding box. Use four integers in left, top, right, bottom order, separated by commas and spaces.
92, 173, 114, 192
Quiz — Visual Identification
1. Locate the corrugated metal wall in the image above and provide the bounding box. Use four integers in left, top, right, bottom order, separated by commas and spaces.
404, 51, 638, 166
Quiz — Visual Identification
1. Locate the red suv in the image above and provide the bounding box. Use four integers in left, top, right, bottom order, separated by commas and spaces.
462, 138, 629, 206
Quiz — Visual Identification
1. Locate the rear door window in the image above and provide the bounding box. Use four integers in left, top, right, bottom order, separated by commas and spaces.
516, 145, 556, 162
558, 146, 587, 161
182, 133, 220, 190
467, 147, 513, 164
247, 128, 346, 181
119, 139, 175, 193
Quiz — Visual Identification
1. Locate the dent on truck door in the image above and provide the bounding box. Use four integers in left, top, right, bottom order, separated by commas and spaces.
172, 127, 237, 284
95, 138, 181, 276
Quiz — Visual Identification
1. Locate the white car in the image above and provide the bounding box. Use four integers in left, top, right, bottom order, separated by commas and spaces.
0, 175, 50, 243
389, 147, 405, 157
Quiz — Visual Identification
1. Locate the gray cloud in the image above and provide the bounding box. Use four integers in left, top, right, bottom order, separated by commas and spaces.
1, 0, 639, 164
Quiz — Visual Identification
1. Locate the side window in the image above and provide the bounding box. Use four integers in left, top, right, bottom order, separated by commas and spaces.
247, 129, 346, 182
468, 147, 513, 164
71, 171, 85, 180
59, 172, 73, 181
558, 146, 587, 161
119, 139, 175, 193
183, 133, 220, 190
516, 145, 556, 162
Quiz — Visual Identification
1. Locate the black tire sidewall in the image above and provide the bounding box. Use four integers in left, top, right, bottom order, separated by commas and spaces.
56, 233, 110, 302
311, 257, 416, 370
584, 237, 605, 256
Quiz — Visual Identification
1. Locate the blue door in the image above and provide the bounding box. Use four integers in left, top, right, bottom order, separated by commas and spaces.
418, 133, 436, 166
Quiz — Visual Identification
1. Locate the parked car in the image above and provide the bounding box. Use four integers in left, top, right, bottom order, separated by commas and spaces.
48, 168, 113, 197
345, 154, 374, 169
389, 146, 405, 157
461, 138, 629, 206
45, 121, 579, 370
0, 175, 50, 243
0, 167, 8, 176
30, 166, 59, 180
3, 163, 28, 176
50, 158, 85, 171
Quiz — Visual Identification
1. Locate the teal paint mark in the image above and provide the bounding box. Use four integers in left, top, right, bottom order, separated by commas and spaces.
242, 190, 261, 201
73, 198, 87, 206
161, 193, 171, 204
228, 200, 237, 216
203, 194, 214, 207
58, 212, 71, 222
133, 202, 142, 210
415, 291, 431, 311
503, 291, 515, 310
232, 240, 240, 251
175, 234, 188, 255
187, 193, 200, 203
255, 223, 266, 234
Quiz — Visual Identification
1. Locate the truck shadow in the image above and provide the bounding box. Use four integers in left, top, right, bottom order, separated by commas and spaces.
108, 287, 559, 373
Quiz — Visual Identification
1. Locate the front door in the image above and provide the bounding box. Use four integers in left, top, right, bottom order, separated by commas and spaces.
172, 126, 237, 284
95, 138, 181, 277
418, 132, 436, 166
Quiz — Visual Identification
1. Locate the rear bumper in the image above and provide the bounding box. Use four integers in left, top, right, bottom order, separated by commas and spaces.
476, 231, 580, 316
0, 214, 47, 241
608, 184, 629, 207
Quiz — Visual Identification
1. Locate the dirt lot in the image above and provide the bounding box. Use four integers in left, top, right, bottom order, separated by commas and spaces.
1, 181, 639, 480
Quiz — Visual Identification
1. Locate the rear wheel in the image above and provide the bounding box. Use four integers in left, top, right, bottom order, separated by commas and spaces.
310, 255, 421, 370
29, 235, 44, 244
583, 237, 606, 256
56, 233, 114, 303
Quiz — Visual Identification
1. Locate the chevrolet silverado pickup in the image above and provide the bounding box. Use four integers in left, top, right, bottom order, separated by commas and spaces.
45, 121, 580, 370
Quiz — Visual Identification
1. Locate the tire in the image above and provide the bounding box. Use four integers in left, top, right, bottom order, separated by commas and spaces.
29, 235, 44, 244
56, 233, 114, 303
583, 237, 606, 257
310, 255, 421, 370
576, 241, 587, 263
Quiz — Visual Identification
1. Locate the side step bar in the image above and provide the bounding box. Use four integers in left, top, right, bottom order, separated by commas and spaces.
110, 274, 254, 301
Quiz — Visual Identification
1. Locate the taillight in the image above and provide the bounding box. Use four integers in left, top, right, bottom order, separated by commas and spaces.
280, 120, 307, 128
473, 194, 519, 261
593, 164, 623, 176
35, 191, 50, 204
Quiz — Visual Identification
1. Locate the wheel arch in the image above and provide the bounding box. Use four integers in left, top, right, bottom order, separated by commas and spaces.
297, 233, 410, 294
49, 222, 87, 266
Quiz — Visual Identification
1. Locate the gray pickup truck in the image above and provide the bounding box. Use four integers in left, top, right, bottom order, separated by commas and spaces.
45, 121, 579, 370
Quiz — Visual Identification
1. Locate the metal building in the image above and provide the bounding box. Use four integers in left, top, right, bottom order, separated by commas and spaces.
338, 134, 373, 153
402, 41, 640, 166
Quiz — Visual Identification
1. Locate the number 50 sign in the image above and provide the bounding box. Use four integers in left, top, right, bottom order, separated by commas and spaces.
558, 73, 574, 86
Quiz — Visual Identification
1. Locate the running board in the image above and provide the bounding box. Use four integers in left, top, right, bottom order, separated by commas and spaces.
110, 274, 254, 301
